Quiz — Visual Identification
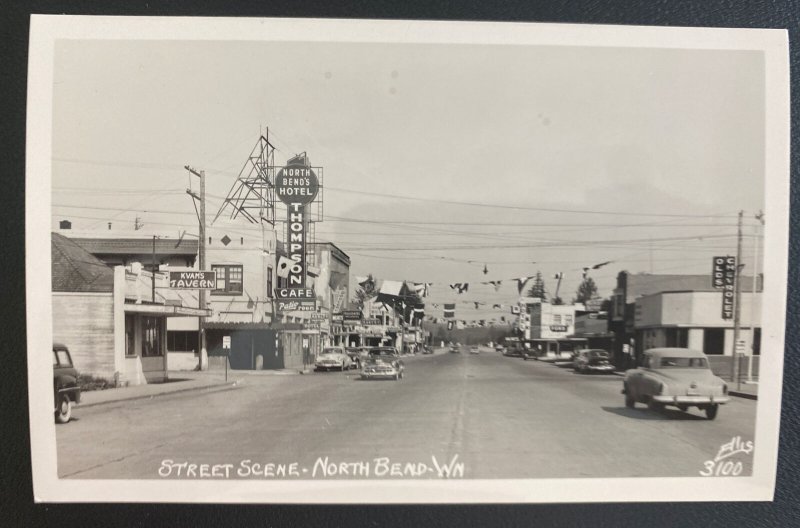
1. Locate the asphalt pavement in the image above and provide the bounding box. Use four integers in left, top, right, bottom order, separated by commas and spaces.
56, 347, 757, 480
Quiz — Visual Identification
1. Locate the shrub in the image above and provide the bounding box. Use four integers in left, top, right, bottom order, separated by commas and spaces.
78, 374, 115, 392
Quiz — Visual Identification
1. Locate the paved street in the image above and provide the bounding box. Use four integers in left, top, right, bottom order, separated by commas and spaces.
57, 347, 757, 480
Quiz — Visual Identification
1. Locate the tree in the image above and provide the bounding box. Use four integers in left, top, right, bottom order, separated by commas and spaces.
526, 271, 547, 300
574, 277, 598, 304
551, 296, 564, 305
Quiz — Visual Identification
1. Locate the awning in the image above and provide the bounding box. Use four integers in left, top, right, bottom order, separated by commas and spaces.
378, 280, 404, 297
124, 303, 211, 317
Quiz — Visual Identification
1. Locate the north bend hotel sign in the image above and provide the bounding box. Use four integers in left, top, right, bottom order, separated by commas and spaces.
274, 160, 320, 312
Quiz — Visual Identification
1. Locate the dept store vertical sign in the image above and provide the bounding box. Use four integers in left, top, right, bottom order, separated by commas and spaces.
712, 256, 736, 320
275, 159, 319, 312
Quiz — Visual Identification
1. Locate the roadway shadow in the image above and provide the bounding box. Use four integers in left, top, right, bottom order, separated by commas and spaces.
601, 406, 708, 421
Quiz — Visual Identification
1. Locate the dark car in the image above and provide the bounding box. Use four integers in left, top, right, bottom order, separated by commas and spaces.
53, 343, 81, 423
361, 347, 405, 380
573, 349, 616, 374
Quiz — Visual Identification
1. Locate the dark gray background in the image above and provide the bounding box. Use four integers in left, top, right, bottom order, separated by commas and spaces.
1, 1, 797, 526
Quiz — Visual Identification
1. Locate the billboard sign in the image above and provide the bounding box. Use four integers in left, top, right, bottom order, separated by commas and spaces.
342, 310, 362, 321
169, 271, 216, 289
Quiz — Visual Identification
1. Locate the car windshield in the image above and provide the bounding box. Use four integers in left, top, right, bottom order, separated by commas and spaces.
322, 349, 342, 355
659, 357, 708, 368
55, 349, 72, 367
589, 351, 608, 358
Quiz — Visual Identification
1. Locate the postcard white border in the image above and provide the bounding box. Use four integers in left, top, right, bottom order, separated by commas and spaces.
27, 15, 790, 503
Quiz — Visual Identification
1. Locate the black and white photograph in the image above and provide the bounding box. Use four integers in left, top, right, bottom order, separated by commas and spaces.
26, 16, 790, 503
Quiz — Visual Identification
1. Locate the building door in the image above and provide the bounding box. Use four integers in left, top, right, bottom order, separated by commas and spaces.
703, 328, 725, 355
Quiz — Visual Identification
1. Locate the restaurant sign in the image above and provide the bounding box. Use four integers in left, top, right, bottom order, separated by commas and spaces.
275, 157, 321, 312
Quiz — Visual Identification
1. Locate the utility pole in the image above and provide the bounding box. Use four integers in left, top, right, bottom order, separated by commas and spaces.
151, 235, 157, 302
185, 166, 207, 370
732, 210, 744, 388
748, 211, 764, 382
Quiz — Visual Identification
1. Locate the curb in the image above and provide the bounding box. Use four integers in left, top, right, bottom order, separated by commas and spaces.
77, 380, 241, 409
728, 390, 758, 401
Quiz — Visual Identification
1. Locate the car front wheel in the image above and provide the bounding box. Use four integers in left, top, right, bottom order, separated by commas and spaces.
625, 391, 635, 408
55, 393, 72, 424
705, 404, 719, 420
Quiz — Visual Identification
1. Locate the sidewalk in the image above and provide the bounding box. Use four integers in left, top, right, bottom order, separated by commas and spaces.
78, 370, 241, 408
609, 370, 758, 400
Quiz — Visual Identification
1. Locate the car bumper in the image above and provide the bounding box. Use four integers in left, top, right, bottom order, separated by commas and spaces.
361, 369, 399, 379
652, 395, 731, 405
586, 365, 615, 372
315, 363, 343, 370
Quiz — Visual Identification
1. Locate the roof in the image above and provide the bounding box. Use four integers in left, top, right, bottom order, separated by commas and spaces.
644, 347, 705, 358
69, 237, 198, 256
378, 280, 405, 297
52, 233, 115, 293
622, 272, 763, 302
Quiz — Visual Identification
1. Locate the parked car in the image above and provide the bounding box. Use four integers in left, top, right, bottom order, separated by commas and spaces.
521, 347, 537, 360
622, 348, 730, 420
503, 345, 523, 358
469, 345, 480, 355
495, 345, 505, 353
361, 347, 405, 380
450, 343, 461, 354
53, 343, 81, 424
420, 344, 433, 355
573, 349, 615, 374
315, 347, 353, 371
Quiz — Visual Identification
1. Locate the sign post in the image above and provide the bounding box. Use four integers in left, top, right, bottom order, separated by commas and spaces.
222, 335, 231, 382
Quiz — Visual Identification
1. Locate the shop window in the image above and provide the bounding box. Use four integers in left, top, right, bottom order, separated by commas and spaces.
211, 264, 244, 295
703, 328, 725, 355
753, 328, 761, 355
167, 331, 199, 353
141, 316, 163, 357
552, 314, 562, 325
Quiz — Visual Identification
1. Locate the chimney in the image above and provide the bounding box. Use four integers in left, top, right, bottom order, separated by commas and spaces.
59, 220, 71, 230
108, 222, 112, 230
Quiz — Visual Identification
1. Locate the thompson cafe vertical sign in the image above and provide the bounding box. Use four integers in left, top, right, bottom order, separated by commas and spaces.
274, 159, 319, 312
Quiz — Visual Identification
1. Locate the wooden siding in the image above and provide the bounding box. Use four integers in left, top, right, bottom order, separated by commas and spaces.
52, 293, 116, 379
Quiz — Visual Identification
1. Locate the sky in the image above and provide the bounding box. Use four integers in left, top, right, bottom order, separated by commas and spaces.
50, 39, 767, 321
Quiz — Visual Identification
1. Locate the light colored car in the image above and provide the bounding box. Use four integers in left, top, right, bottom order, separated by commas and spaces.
622, 348, 729, 420
361, 348, 405, 380
469, 346, 480, 355
315, 347, 353, 371
573, 349, 615, 374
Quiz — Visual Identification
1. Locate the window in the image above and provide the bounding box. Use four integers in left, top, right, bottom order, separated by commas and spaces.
267, 266, 273, 298
211, 264, 244, 295
552, 314, 562, 325
167, 331, 199, 353
703, 328, 725, 355
277, 275, 289, 289
564, 314, 573, 325
141, 316, 163, 357
56, 350, 72, 367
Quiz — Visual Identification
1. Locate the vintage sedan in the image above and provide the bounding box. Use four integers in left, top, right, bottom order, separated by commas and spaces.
469, 345, 480, 355
314, 347, 353, 371
53, 343, 81, 424
361, 348, 405, 380
622, 348, 729, 420
573, 349, 615, 374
